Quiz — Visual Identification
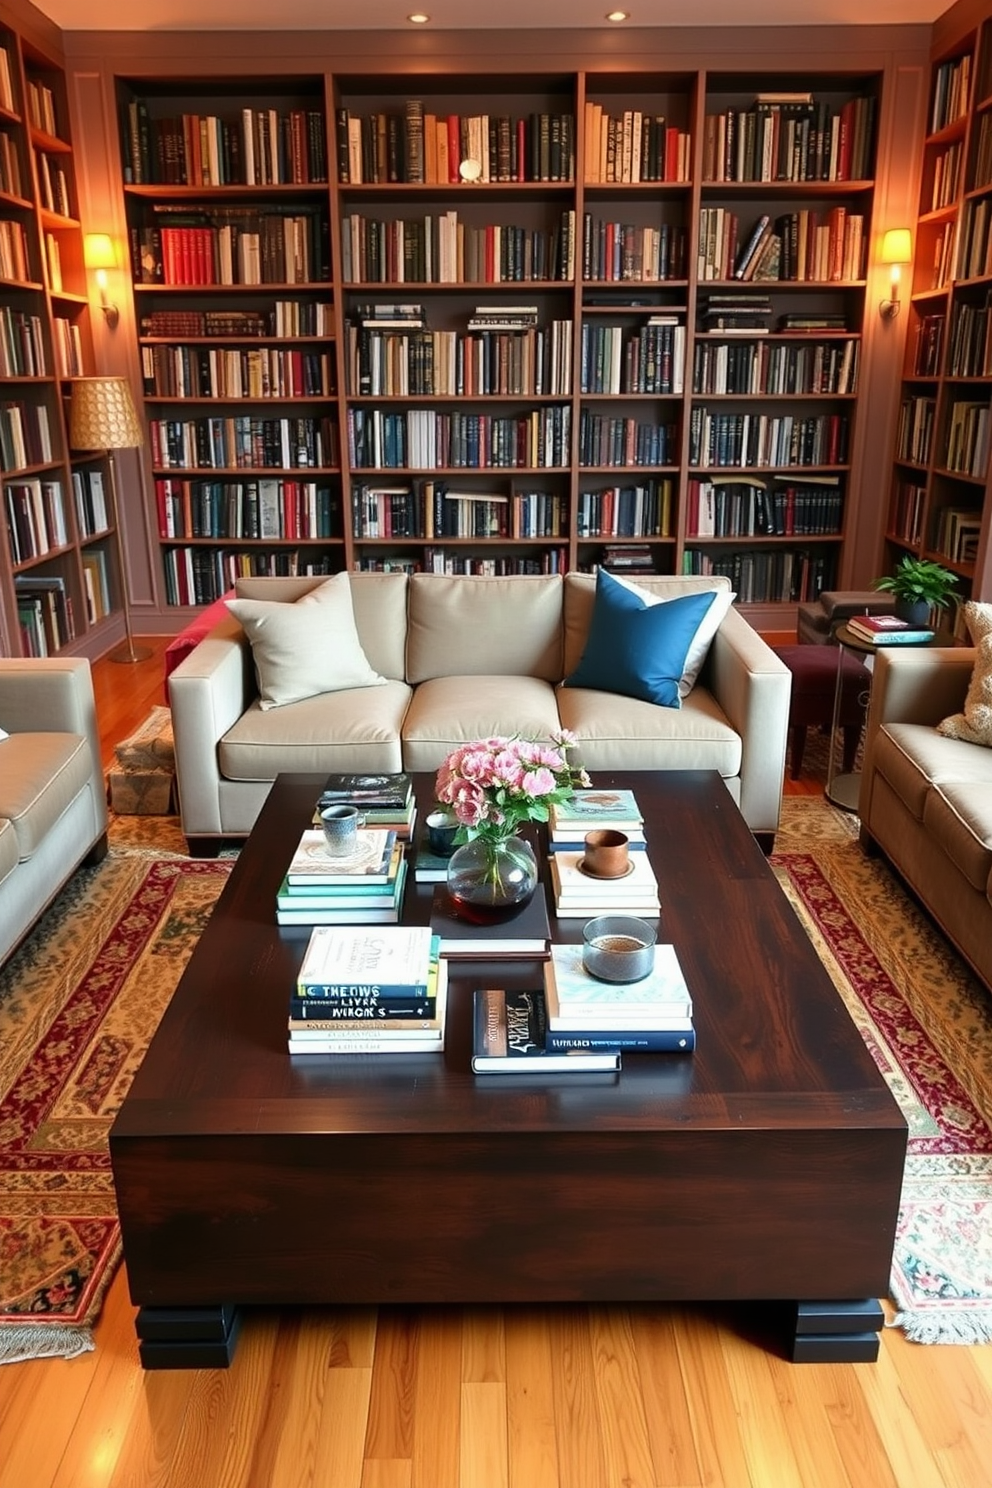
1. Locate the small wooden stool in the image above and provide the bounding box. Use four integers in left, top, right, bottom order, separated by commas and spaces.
774, 644, 870, 780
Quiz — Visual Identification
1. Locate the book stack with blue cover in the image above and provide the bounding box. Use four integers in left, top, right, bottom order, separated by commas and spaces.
313, 772, 418, 840
547, 788, 660, 917
289, 924, 446, 1054
542, 940, 695, 1053
276, 826, 407, 925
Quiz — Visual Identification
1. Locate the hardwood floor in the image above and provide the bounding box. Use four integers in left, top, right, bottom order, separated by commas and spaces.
1, 637, 989, 1488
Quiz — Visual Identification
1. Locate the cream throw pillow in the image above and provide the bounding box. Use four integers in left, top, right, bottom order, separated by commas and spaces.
226, 573, 386, 710
937, 601, 992, 747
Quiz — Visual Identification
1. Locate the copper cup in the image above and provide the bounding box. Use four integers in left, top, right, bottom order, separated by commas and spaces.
582, 829, 630, 878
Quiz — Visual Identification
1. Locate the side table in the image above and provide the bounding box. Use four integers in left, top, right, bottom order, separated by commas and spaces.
825, 621, 935, 811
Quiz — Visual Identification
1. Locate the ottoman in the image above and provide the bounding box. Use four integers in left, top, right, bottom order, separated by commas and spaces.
774, 644, 870, 780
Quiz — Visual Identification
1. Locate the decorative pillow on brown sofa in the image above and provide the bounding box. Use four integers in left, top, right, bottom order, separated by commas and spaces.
937, 601, 992, 747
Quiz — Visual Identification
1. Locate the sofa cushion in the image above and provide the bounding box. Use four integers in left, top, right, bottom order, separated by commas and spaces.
400, 675, 563, 771
227, 573, 386, 709
406, 573, 563, 684
606, 570, 735, 697
218, 680, 411, 780
938, 601, 992, 747
873, 723, 992, 822
564, 568, 720, 708
0, 732, 95, 860
556, 683, 742, 774
562, 571, 734, 679
0, 817, 17, 888
922, 781, 992, 894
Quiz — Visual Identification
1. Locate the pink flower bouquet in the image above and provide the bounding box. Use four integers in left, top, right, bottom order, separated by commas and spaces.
435, 732, 590, 845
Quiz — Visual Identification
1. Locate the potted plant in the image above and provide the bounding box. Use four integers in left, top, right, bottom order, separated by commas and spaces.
873, 556, 959, 627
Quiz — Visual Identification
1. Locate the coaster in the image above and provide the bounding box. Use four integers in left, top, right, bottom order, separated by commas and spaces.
576, 857, 635, 881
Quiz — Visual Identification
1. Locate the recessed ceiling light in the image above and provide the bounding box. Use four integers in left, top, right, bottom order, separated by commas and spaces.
408, 12, 430, 20
606, 9, 629, 19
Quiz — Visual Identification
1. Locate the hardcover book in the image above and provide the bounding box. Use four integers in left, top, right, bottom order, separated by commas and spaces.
286, 828, 398, 885
297, 924, 437, 991
430, 886, 551, 958
544, 941, 693, 1028
471, 988, 621, 1073
549, 788, 643, 828
317, 772, 412, 808
276, 860, 408, 925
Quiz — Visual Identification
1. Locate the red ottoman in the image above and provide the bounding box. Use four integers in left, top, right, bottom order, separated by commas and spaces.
774, 644, 870, 780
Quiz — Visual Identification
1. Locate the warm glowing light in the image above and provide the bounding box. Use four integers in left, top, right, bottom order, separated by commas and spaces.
606, 10, 629, 19
879, 229, 912, 320
408, 12, 430, 20
83, 234, 120, 328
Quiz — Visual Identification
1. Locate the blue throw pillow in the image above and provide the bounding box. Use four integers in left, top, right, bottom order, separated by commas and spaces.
565, 569, 718, 709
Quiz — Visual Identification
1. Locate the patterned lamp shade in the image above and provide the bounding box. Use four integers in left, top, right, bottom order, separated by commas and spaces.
69, 376, 144, 452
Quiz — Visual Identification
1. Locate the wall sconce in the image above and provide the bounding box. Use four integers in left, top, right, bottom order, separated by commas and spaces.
879, 228, 912, 319
84, 233, 120, 329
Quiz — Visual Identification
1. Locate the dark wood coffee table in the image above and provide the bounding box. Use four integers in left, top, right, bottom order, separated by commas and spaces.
110, 771, 906, 1368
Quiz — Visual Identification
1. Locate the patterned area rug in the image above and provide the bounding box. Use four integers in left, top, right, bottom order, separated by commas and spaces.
1, 798, 990, 1361
773, 798, 992, 1345
0, 820, 231, 1364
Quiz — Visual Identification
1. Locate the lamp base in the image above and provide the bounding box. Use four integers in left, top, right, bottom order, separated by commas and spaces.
108, 641, 154, 664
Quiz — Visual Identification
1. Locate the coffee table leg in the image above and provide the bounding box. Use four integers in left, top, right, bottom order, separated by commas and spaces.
790, 1299, 884, 1362
135, 1303, 242, 1369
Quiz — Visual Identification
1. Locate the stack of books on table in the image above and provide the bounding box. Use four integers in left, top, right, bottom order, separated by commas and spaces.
547, 788, 645, 852
289, 925, 447, 1054
543, 941, 695, 1052
276, 826, 407, 925
471, 987, 621, 1074
313, 772, 417, 840
845, 613, 935, 646
549, 847, 659, 917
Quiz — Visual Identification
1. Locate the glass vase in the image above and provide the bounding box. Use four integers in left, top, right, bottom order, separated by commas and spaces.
445, 834, 539, 924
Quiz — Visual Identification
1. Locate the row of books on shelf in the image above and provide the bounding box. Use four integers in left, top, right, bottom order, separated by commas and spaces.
933, 504, 982, 564
686, 475, 842, 537
155, 476, 339, 541
972, 113, 992, 194
52, 314, 83, 379
353, 548, 570, 576
687, 409, 849, 469
701, 94, 875, 184
944, 400, 991, 479
946, 298, 992, 378
139, 303, 334, 339
578, 414, 676, 469
681, 545, 836, 603
896, 396, 935, 467
583, 105, 690, 185
3, 476, 67, 563
141, 345, 336, 400
345, 318, 573, 399
930, 139, 963, 212
340, 209, 576, 286
931, 52, 971, 135
130, 210, 327, 289
0, 218, 31, 283
0, 129, 22, 197
161, 546, 337, 606
350, 481, 567, 541
889, 481, 925, 548
122, 101, 328, 186
574, 481, 673, 540
582, 220, 687, 283
346, 405, 572, 472
698, 208, 865, 284
0, 399, 52, 471
912, 313, 945, 379
691, 336, 859, 396
81, 548, 112, 624
579, 319, 685, 395
147, 415, 340, 474
71, 466, 108, 537
25, 77, 59, 137
0, 46, 14, 113
0, 307, 47, 378
15, 573, 74, 654
35, 150, 71, 217
337, 106, 575, 186
955, 199, 992, 282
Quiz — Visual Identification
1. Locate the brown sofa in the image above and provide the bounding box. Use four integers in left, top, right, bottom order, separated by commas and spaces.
858, 645, 992, 993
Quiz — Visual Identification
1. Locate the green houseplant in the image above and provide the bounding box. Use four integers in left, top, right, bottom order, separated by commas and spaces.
874, 556, 959, 627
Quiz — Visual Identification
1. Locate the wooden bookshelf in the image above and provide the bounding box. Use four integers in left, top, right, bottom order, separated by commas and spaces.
0, 8, 118, 659
886, 9, 992, 618
49, 24, 932, 629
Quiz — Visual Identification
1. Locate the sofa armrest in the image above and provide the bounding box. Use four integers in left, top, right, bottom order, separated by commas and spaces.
707, 608, 791, 833
860, 645, 975, 786
0, 654, 103, 770
167, 618, 254, 836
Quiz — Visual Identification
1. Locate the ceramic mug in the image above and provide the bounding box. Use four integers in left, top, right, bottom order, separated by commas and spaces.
426, 809, 459, 857
583, 828, 630, 878
319, 804, 365, 857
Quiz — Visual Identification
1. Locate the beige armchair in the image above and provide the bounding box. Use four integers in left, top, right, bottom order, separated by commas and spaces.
0, 658, 108, 966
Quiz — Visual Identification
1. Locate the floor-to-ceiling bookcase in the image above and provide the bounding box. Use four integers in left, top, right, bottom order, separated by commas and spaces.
0, 4, 119, 659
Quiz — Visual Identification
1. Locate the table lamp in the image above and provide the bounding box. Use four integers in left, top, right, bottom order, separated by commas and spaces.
68, 376, 151, 663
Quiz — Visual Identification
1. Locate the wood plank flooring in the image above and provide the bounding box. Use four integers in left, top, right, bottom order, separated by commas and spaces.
0, 636, 988, 1488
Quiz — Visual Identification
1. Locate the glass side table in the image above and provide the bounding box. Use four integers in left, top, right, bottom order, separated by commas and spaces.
825, 621, 936, 811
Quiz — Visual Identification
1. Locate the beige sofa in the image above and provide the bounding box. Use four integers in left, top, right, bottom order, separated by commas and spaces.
0, 658, 109, 967
858, 645, 992, 993
168, 571, 791, 854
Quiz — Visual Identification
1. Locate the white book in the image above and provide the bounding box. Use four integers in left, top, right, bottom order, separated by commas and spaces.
298, 924, 436, 991
545, 942, 692, 1028
550, 849, 658, 901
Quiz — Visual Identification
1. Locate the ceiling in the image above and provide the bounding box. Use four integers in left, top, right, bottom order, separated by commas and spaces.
39, 1, 943, 33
